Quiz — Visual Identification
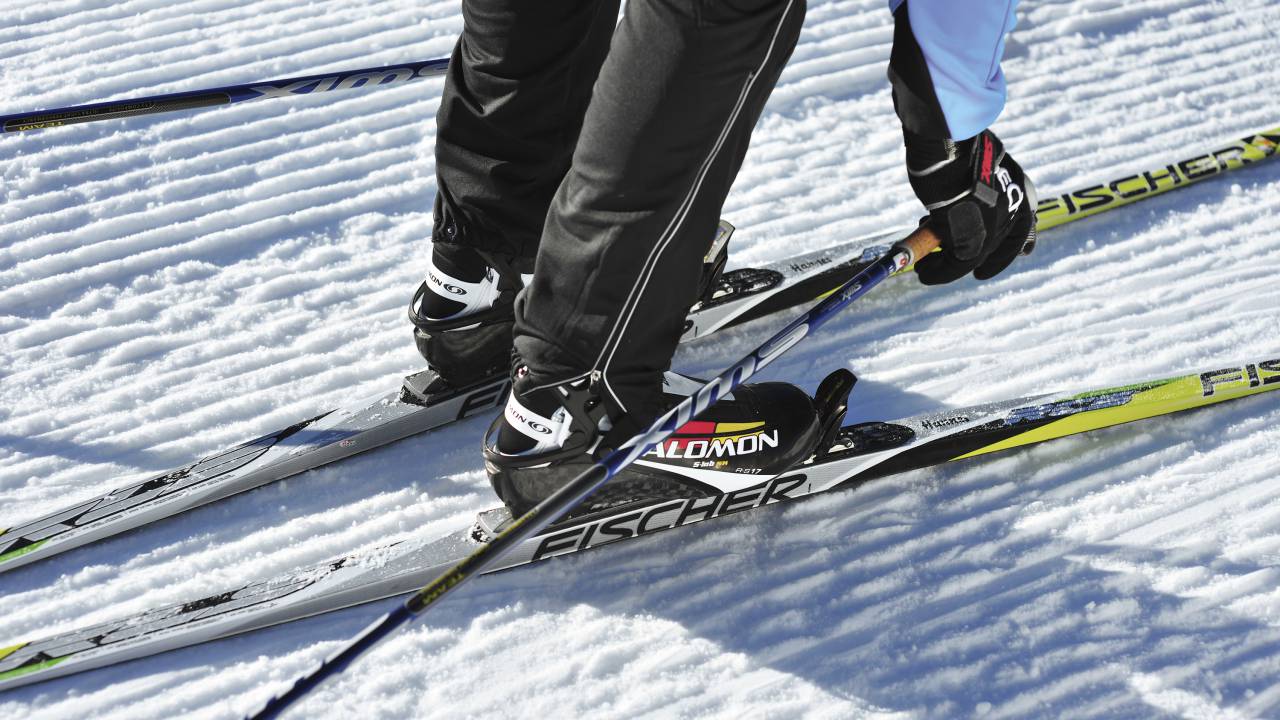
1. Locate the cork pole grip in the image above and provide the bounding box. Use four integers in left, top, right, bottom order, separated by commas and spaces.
895, 224, 942, 269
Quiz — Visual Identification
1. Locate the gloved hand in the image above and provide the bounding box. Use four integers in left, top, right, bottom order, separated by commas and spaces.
904, 128, 1037, 285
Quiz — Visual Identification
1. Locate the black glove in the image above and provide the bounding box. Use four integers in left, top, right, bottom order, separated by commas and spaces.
904, 129, 1037, 285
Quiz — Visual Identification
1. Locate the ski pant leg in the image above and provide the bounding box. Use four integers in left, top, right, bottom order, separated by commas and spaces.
514, 0, 806, 424
433, 0, 621, 260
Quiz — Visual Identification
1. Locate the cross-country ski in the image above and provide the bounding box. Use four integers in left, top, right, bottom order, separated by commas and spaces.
5, 356, 1276, 694
1, 0, 1278, 718
4, 124, 1275, 576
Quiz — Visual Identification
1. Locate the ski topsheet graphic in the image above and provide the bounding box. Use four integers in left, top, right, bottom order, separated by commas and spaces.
1, 127, 1276, 576
1034, 128, 1279, 229
2, 357, 1276, 692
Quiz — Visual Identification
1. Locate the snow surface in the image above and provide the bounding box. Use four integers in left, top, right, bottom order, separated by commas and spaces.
1, 0, 1279, 718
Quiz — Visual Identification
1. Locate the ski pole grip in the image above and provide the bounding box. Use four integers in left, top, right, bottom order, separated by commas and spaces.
894, 225, 942, 268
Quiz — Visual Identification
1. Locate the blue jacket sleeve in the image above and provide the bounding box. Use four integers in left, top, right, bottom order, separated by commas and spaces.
888, 0, 1018, 140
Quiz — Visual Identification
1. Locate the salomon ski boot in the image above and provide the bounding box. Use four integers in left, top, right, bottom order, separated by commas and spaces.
406, 238, 529, 398
483, 363, 856, 518
406, 221, 736, 400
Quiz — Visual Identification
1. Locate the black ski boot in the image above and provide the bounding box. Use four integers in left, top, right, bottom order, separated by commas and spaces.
406, 221, 735, 400
482, 362, 856, 518
406, 239, 529, 399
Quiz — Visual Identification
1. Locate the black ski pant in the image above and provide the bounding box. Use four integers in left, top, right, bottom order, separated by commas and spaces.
433, 0, 806, 423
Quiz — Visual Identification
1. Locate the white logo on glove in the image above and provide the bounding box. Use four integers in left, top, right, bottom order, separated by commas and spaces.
996, 167, 1025, 214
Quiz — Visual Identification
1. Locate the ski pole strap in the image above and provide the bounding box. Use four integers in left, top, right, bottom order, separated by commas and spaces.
0, 58, 449, 134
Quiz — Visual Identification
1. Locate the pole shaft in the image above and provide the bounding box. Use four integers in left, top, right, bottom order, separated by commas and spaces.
1, 58, 448, 134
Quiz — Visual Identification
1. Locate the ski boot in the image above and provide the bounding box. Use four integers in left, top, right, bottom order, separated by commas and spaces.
405, 220, 737, 402
404, 237, 529, 402
482, 362, 857, 519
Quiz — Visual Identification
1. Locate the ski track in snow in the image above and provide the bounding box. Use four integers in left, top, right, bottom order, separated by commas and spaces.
1, 0, 1279, 717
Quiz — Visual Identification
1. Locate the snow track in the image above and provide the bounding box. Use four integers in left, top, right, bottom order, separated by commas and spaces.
2, 0, 1279, 718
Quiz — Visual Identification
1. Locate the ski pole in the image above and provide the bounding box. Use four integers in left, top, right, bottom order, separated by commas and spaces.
247, 225, 941, 719
0, 58, 449, 134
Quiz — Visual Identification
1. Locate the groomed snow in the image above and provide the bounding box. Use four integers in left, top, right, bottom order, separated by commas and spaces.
2, 0, 1279, 718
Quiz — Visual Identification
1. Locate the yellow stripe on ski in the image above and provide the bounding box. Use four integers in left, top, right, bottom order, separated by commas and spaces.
954, 364, 1280, 461
0, 644, 23, 663
1035, 127, 1280, 231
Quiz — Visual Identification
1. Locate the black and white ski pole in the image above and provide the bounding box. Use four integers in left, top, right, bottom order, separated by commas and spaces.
248, 226, 942, 720
0, 58, 448, 134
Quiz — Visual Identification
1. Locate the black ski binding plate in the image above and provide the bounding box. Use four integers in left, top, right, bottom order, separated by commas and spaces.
828, 422, 915, 456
